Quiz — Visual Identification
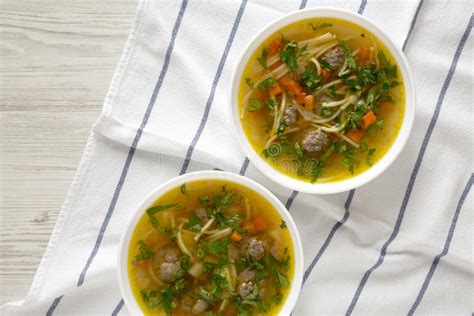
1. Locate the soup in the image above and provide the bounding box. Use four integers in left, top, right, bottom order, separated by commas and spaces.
239, 18, 404, 183
128, 180, 294, 315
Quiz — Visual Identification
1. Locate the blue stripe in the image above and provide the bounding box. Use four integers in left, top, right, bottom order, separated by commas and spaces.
302, 189, 355, 284
346, 16, 472, 315
408, 174, 473, 315
239, 157, 250, 175
45, 295, 63, 316
299, 0, 308, 10
111, 299, 124, 316
179, 0, 248, 175
77, 0, 188, 288
46, 1, 189, 313
285, 190, 299, 210
358, 0, 367, 14
402, 0, 424, 51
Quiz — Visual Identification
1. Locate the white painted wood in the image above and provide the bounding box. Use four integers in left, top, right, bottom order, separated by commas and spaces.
0, 0, 136, 304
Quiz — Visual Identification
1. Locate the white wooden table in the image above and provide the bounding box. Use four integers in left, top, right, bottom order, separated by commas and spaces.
0, 0, 136, 304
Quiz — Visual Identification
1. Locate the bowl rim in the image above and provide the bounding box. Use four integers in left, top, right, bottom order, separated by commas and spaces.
117, 170, 304, 315
229, 7, 416, 194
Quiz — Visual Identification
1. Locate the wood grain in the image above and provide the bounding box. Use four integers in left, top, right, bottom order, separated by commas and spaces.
0, 0, 136, 304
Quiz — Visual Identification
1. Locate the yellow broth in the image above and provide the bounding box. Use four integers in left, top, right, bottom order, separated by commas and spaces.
128, 180, 294, 315
239, 18, 405, 183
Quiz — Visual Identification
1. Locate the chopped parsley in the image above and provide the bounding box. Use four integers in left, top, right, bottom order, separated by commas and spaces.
309, 21, 333, 31
257, 47, 268, 69
279, 41, 298, 71
258, 77, 277, 90
245, 77, 254, 89
300, 62, 322, 92
248, 99, 262, 112
135, 240, 154, 261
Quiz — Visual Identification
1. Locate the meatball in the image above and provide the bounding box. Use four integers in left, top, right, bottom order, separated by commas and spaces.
248, 238, 265, 260
159, 261, 181, 282
192, 299, 208, 314
156, 247, 181, 282
238, 269, 256, 282
322, 46, 344, 68
238, 281, 255, 298
195, 207, 209, 223
283, 104, 298, 126
157, 247, 179, 263
302, 129, 330, 153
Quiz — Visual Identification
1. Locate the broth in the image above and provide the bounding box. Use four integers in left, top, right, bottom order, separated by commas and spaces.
239, 18, 405, 183
128, 180, 294, 315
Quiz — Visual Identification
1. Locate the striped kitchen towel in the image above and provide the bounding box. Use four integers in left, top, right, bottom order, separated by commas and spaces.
1, 0, 472, 315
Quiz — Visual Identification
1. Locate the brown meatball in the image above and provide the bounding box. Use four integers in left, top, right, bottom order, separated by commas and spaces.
238, 281, 255, 298
302, 129, 330, 153
248, 238, 265, 260
157, 247, 179, 263
155, 247, 181, 282
159, 261, 181, 282
322, 46, 345, 68
195, 207, 209, 223
284, 104, 298, 126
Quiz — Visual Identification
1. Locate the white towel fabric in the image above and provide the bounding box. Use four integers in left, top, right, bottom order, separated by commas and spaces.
2, 0, 472, 315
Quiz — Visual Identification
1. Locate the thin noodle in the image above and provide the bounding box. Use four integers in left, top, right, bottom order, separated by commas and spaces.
294, 101, 317, 121
219, 299, 229, 313
309, 58, 321, 75
206, 228, 232, 241
148, 263, 163, 286
194, 217, 215, 241
351, 48, 361, 57
315, 41, 339, 58
177, 223, 193, 258
264, 127, 299, 149
340, 134, 360, 148
297, 32, 335, 46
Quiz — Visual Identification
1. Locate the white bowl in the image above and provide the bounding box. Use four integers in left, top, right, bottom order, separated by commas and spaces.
117, 170, 304, 315
229, 7, 415, 194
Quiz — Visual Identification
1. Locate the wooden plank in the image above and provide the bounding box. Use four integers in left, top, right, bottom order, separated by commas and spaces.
0, 0, 136, 304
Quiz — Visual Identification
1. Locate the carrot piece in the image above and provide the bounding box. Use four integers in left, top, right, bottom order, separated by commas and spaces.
231, 231, 243, 242
346, 129, 365, 143
251, 217, 267, 232
362, 110, 377, 129
286, 80, 303, 95
267, 40, 282, 55
278, 74, 293, 87
269, 59, 283, 70
295, 92, 306, 104
268, 83, 282, 96
358, 46, 371, 61
321, 69, 331, 81
304, 95, 315, 110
